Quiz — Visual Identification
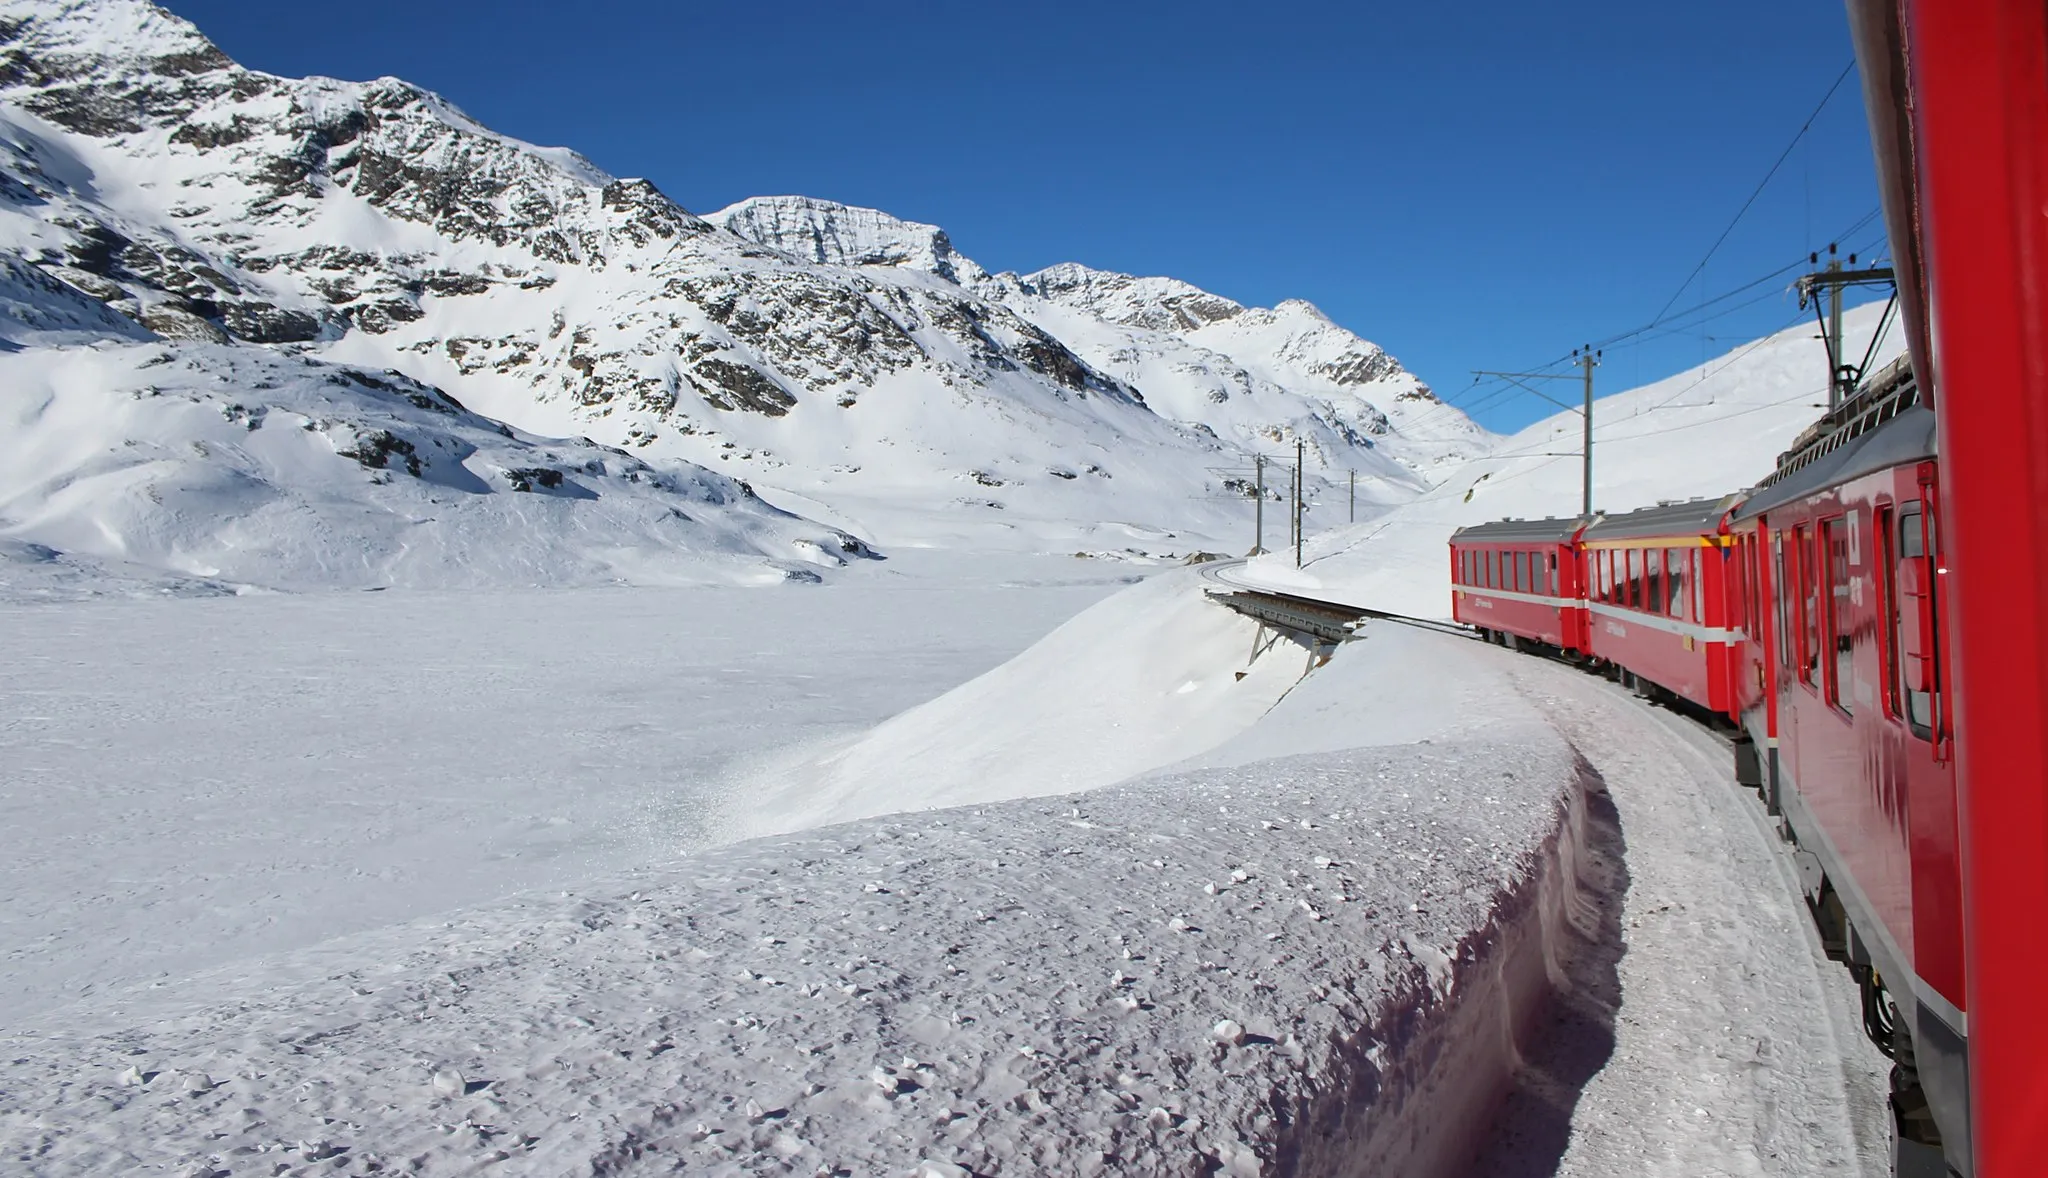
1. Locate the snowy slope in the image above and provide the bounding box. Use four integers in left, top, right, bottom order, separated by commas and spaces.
1237, 302, 1905, 619
0, 0, 1481, 579
0, 339, 874, 593
722, 569, 1319, 837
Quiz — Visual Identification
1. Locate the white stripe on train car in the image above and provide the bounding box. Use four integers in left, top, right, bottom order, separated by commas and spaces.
1453, 587, 1575, 609
1455, 589, 1743, 645
1586, 602, 1740, 644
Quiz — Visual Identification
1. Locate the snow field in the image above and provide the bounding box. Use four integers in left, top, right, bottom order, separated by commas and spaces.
0, 561, 1130, 1019
0, 620, 1596, 1178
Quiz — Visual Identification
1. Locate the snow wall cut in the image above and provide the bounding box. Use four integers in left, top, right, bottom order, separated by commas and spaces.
0, 724, 1598, 1176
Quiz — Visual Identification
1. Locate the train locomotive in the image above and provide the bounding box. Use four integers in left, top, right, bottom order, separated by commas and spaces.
1444, 3, 2048, 1173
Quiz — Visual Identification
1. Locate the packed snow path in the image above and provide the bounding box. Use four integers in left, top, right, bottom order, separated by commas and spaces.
1467, 655, 1889, 1176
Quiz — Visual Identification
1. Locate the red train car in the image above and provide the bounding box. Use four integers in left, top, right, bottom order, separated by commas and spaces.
1846, 1, 2048, 1170
1730, 360, 1963, 1171
1577, 497, 1744, 716
1447, 517, 1587, 652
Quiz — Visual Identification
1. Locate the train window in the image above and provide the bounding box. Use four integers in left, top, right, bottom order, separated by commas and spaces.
1734, 542, 1748, 631
1739, 541, 1756, 633
1665, 548, 1684, 618
1775, 535, 1794, 671
1547, 551, 1559, 596
1691, 549, 1702, 621
1823, 517, 1853, 715
1897, 505, 1938, 737
1876, 508, 1899, 717
1798, 524, 1820, 687
1483, 550, 1494, 588
1515, 551, 1528, 593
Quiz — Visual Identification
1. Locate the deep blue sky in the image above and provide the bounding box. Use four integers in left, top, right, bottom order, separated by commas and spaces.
161, 0, 1886, 433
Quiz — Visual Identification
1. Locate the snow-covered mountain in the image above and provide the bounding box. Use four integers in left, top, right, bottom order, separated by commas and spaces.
709, 195, 1491, 478
0, 0, 1484, 586
983, 263, 1486, 468
711, 195, 991, 287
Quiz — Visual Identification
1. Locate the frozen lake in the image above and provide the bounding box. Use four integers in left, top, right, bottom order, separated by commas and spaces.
0, 553, 1136, 1018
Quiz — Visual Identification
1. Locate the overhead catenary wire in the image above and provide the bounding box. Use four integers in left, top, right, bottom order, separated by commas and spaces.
1646, 60, 1859, 326
1408, 204, 1886, 441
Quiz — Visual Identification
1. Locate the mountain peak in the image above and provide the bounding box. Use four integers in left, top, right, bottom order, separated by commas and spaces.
1, 0, 223, 74
710, 196, 989, 286
1270, 298, 1334, 325
1001, 263, 1245, 333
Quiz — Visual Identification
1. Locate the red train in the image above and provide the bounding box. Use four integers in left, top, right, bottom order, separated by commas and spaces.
1446, 2, 2048, 1173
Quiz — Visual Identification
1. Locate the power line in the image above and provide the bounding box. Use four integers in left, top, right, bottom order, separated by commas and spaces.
1647, 60, 1858, 326
1415, 204, 1884, 439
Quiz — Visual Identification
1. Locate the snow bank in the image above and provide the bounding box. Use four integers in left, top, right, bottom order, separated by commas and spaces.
721, 568, 1318, 836
0, 616, 1600, 1178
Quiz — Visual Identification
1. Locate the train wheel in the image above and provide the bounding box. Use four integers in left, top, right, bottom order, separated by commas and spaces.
1887, 1024, 1951, 1176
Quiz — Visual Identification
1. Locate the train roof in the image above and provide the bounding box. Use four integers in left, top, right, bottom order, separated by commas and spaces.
1579, 494, 1742, 543
1449, 516, 1590, 544
1733, 402, 1937, 519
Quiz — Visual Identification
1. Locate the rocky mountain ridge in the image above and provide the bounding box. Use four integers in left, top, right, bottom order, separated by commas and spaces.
1, 0, 1487, 586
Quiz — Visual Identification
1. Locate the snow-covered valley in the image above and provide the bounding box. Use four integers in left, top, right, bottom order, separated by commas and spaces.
0, 554, 1138, 1020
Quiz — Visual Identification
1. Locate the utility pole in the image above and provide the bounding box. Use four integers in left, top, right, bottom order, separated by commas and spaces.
1293, 438, 1305, 569
1472, 351, 1602, 516
1797, 242, 1896, 407
1579, 348, 1596, 518
1252, 454, 1265, 556
1348, 470, 1356, 523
